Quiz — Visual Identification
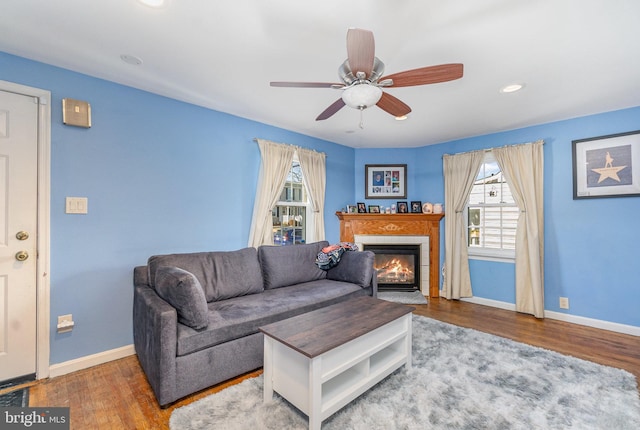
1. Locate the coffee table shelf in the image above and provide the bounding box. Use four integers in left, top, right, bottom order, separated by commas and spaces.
261, 296, 414, 430
320, 330, 410, 418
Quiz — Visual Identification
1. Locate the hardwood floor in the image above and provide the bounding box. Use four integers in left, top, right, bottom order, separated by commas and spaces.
25, 298, 640, 429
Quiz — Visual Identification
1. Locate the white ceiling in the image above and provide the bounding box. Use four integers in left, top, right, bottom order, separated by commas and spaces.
2, 0, 639, 148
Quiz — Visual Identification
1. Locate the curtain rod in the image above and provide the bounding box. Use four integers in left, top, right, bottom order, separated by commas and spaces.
443, 139, 544, 157
253, 138, 326, 156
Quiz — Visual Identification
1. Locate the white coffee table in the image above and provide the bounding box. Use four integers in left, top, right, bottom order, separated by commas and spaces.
260, 296, 414, 430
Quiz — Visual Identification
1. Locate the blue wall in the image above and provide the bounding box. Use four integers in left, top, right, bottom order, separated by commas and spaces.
2, 50, 638, 367
354, 149, 440, 211
0, 52, 355, 364
355, 107, 640, 328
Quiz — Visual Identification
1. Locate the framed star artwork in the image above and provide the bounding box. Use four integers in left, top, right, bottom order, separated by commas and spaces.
572, 130, 640, 199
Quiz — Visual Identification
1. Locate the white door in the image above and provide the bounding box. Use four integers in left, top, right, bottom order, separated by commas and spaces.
0, 90, 38, 382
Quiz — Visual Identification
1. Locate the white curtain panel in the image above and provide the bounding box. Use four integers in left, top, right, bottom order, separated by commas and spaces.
247, 139, 296, 248
493, 141, 545, 318
297, 147, 326, 242
443, 150, 484, 299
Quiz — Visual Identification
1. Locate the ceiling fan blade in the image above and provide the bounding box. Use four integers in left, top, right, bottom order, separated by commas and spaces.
270, 81, 342, 88
346, 28, 375, 78
376, 92, 412, 117
316, 98, 346, 121
382, 63, 464, 87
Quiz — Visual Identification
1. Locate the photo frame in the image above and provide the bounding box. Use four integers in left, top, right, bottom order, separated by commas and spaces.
357, 202, 367, 213
365, 164, 407, 199
572, 130, 640, 199
368, 205, 380, 214
347, 205, 358, 213
397, 201, 408, 213
410, 201, 423, 213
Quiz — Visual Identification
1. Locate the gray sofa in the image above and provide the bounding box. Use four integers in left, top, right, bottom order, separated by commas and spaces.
133, 241, 376, 406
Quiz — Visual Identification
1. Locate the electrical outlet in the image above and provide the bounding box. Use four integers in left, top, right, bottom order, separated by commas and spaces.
559, 297, 569, 309
57, 314, 75, 333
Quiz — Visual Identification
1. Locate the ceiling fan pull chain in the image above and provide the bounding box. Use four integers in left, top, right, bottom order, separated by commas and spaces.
359, 107, 365, 129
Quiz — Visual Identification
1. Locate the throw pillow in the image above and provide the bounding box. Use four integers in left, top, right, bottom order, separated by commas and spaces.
326, 250, 375, 287
155, 266, 209, 330
148, 252, 213, 299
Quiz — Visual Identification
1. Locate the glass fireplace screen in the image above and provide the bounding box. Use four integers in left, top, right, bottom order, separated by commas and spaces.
364, 244, 420, 291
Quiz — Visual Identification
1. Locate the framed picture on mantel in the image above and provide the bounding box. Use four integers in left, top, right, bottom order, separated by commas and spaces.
365, 164, 407, 199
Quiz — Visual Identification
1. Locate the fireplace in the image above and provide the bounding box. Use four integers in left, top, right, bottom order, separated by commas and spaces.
363, 244, 421, 292
336, 212, 444, 297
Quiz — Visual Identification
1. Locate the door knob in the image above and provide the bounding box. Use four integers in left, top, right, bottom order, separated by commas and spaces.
16, 231, 29, 241
15, 251, 29, 261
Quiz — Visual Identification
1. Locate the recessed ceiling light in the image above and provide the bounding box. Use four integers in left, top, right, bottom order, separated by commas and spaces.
395, 115, 408, 121
500, 83, 525, 93
138, 0, 165, 7
120, 54, 143, 66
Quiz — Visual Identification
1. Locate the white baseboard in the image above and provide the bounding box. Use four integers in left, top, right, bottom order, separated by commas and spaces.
48, 344, 136, 378
542, 310, 640, 336
460, 296, 516, 312
457, 295, 640, 337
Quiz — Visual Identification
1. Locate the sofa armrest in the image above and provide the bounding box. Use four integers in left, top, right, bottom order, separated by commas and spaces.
326, 250, 377, 296
133, 282, 178, 406
370, 267, 378, 298
134, 265, 149, 288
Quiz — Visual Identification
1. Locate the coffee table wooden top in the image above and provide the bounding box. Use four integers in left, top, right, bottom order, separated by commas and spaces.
259, 296, 415, 358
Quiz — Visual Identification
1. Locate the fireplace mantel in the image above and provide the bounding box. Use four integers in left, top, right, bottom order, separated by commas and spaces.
335, 212, 444, 298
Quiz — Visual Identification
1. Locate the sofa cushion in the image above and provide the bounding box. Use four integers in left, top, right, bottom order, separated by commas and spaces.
258, 241, 329, 289
155, 266, 209, 330
175, 279, 367, 356
207, 248, 264, 301
326, 250, 375, 287
148, 247, 263, 302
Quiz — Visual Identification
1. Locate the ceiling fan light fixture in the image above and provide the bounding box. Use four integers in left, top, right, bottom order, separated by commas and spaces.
341, 84, 383, 109
271, 29, 464, 121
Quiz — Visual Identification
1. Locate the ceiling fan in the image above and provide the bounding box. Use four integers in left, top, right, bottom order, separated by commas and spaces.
270, 28, 463, 122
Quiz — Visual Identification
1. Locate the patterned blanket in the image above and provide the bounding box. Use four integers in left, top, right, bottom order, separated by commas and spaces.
315, 242, 359, 270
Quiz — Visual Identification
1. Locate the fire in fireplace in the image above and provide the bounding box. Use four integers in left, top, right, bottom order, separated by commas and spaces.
363, 244, 420, 292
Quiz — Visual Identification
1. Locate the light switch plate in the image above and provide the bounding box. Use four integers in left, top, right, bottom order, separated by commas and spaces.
66, 197, 88, 214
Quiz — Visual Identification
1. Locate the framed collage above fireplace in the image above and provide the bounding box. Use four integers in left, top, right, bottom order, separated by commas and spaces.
365, 164, 407, 199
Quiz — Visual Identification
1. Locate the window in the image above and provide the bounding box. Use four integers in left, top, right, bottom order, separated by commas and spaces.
272, 159, 313, 245
466, 152, 518, 261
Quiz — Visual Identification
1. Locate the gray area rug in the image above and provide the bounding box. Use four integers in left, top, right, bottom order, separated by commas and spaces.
377, 290, 428, 304
170, 315, 640, 430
